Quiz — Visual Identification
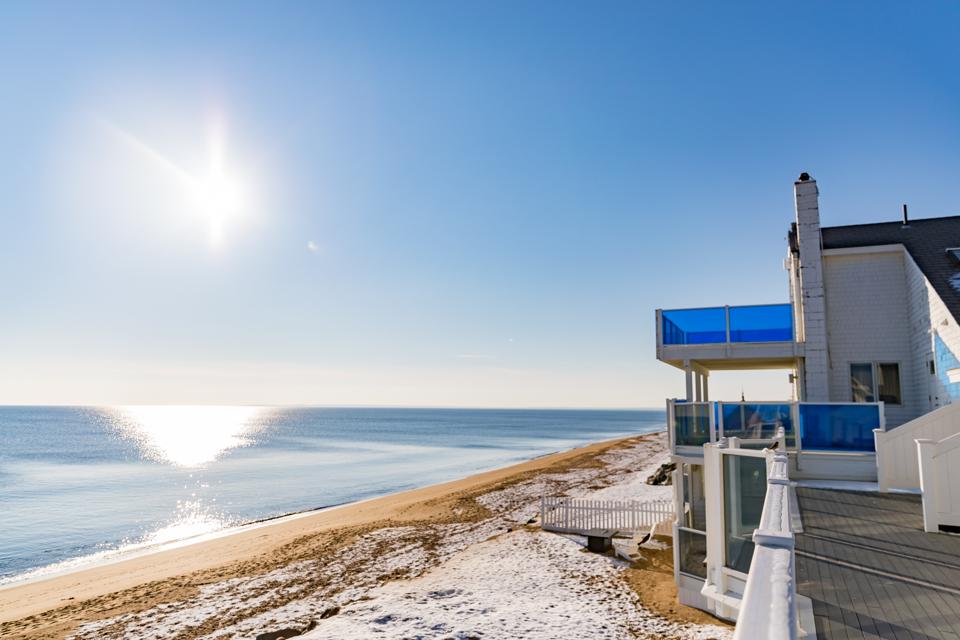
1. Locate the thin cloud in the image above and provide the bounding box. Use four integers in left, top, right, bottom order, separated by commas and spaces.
307, 240, 320, 253
457, 354, 495, 360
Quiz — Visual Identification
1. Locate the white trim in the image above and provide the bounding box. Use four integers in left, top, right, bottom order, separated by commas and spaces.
821, 243, 905, 257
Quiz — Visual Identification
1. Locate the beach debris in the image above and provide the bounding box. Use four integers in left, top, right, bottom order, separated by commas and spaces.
255, 618, 317, 640
585, 529, 617, 553
646, 462, 676, 486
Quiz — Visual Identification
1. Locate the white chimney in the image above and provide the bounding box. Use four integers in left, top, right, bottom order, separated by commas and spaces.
794, 173, 830, 402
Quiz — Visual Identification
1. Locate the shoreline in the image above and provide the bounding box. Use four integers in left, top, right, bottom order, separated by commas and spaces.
0, 432, 654, 629
2, 430, 650, 592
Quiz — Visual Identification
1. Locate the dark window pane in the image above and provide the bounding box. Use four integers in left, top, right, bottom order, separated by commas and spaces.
723, 454, 766, 574
683, 464, 706, 531
678, 529, 707, 579
851, 363, 875, 403
878, 363, 901, 405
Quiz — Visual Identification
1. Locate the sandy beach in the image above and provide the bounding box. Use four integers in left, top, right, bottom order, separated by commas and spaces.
1, 430, 731, 640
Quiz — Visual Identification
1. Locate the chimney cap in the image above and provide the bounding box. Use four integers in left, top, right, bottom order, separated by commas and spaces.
797, 172, 812, 182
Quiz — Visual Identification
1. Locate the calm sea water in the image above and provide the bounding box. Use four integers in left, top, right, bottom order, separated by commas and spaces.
0, 406, 664, 583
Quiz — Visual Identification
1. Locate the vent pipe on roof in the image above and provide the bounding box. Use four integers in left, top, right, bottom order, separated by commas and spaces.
902, 203, 910, 226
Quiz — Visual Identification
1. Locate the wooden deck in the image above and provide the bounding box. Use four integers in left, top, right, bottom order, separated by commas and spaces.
795, 487, 960, 639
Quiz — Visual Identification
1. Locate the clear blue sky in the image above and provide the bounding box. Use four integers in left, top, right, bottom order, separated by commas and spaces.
1, 2, 958, 407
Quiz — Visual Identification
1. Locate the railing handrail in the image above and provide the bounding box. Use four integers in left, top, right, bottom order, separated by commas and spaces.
733, 450, 797, 640
540, 496, 675, 535
658, 302, 794, 313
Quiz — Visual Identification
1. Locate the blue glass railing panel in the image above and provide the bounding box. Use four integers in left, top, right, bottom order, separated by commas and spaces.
720, 403, 796, 447
674, 403, 711, 447
799, 404, 880, 452
729, 304, 793, 343
661, 308, 727, 345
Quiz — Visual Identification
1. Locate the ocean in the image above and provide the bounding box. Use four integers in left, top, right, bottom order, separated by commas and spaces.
0, 406, 664, 584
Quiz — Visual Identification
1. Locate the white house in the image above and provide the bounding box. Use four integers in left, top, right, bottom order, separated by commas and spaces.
656, 174, 960, 637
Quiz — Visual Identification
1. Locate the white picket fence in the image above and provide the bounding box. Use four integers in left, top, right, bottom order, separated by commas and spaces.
540, 496, 674, 534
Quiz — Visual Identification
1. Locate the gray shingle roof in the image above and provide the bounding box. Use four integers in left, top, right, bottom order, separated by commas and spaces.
821, 216, 960, 324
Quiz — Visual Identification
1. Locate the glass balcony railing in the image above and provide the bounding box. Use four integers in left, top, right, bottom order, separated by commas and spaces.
718, 402, 796, 448
674, 402, 712, 447
660, 304, 793, 346
670, 399, 883, 453
798, 403, 881, 452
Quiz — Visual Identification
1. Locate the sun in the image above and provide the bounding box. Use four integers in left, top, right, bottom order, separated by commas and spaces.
101, 115, 251, 249
191, 123, 247, 247
193, 167, 245, 246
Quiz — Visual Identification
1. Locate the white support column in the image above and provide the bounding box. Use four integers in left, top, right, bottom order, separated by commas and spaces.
794, 174, 830, 402
696, 372, 703, 402
703, 371, 710, 402
685, 360, 694, 401
917, 438, 939, 533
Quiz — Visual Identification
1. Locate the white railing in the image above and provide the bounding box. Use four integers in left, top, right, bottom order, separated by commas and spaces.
540, 497, 674, 534
917, 431, 960, 532
733, 451, 798, 640
876, 402, 960, 491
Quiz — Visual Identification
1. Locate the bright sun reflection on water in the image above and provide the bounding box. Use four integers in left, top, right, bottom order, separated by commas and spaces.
107, 405, 268, 467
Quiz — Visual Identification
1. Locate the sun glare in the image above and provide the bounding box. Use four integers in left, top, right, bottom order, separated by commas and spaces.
107, 405, 268, 467
102, 115, 251, 248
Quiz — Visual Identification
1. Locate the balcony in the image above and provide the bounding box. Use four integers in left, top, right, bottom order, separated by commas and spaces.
656, 303, 802, 370
669, 400, 884, 455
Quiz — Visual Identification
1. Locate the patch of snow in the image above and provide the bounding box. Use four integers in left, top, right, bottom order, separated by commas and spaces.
302, 530, 731, 640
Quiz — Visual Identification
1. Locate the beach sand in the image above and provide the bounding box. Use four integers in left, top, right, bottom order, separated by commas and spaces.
0, 431, 731, 640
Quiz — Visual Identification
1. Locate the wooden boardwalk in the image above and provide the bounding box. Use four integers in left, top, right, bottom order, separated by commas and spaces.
795, 487, 960, 639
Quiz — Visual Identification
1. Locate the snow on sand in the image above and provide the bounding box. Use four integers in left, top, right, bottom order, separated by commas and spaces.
69, 432, 731, 640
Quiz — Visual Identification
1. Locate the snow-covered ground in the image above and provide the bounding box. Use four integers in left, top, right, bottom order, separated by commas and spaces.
302, 530, 727, 640
69, 433, 731, 640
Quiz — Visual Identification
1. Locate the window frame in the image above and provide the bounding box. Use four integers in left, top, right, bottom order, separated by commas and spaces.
850, 361, 903, 406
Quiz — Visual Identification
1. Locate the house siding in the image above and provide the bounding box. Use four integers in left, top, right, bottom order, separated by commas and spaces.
904, 251, 960, 410
822, 250, 919, 428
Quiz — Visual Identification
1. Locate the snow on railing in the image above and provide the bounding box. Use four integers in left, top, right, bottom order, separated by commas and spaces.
540, 497, 674, 534
733, 451, 797, 640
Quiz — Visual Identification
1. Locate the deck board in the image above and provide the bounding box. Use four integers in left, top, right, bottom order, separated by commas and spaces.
796, 487, 960, 639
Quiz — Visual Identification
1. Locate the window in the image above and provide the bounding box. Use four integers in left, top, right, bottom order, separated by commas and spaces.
877, 363, 902, 405
851, 363, 875, 403
682, 464, 706, 531
722, 454, 767, 574
851, 362, 902, 405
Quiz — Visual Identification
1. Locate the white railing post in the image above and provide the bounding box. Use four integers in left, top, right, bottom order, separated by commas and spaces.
917, 438, 939, 533
709, 401, 718, 444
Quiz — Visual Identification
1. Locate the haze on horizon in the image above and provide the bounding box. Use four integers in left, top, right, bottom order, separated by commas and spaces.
1, 2, 958, 408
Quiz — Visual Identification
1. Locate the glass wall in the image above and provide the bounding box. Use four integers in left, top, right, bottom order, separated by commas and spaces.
661, 304, 793, 346
799, 404, 881, 452
682, 463, 707, 530
674, 403, 711, 447
661, 307, 727, 345
728, 304, 793, 343
677, 529, 707, 579
723, 454, 767, 574
720, 402, 795, 447
678, 463, 707, 579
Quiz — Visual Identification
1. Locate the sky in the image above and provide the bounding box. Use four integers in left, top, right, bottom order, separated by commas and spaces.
1, 2, 958, 408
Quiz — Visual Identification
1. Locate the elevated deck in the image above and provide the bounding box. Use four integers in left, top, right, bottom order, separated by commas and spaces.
656, 303, 803, 371
795, 487, 960, 639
